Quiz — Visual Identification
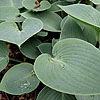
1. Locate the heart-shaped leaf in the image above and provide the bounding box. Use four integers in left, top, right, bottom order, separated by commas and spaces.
23, 0, 51, 12
21, 11, 62, 32
59, 4, 100, 29
34, 38, 100, 95
36, 87, 76, 100
0, 6, 20, 21
76, 95, 100, 100
0, 41, 9, 72
0, 63, 40, 95
0, 18, 43, 47
20, 37, 41, 59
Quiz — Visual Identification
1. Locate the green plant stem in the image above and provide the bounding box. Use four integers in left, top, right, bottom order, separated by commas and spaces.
9, 57, 23, 63
17, 22, 22, 31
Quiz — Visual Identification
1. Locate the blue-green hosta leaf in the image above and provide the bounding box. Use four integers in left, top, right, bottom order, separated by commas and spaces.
34, 38, 100, 95
59, 4, 100, 29
60, 16, 86, 40
0, 63, 40, 95
21, 11, 62, 32
36, 87, 76, 100
0, 42, 9, 72
60, 16, 97, 45
0, 18, 43, 47
49, 1, 72, 12
90, 0, 100, 4
0, 6, 20, 21
76, 95, 100, 100
38, 43, 52, 55
23, 0, 51, 12
20, 37, 41, 59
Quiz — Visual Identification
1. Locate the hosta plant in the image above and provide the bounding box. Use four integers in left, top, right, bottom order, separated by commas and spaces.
0, 0, 100, 99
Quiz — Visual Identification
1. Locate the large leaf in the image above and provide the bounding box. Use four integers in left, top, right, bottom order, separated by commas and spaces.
23, 0, 51, 12
36, 87, 76, 100
0, 6, 20, 21
0, 63, 40, 95
34, 38, 100, 95
76, 95, 100, 100
0, 41, 9, 72
59, 4, 100, 29
20, 37, 41, 59
0, 18, 43, 47
21, 11, 62, 32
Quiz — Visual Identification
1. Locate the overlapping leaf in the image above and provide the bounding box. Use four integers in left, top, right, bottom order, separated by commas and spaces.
0, 63, 40, 95
59, 4, 100, 30
23, 0, 51, 12
60, 16, 97, 45
34, 38, 100, 95
0, 18, 43, 46
21, 11, 62, 32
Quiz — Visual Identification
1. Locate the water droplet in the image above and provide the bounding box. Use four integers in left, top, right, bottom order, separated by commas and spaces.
48, 58, 54, 63
19, 80, 31, 92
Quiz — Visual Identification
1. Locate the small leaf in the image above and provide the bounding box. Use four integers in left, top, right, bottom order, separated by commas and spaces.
38, 43, 52, 55
23, 0, 51, 12
0, 41, 9, 72
20, 37, 41, 59
34, 38, 100, 95
0, 18, 43, 47
36, 87, 76, 100
21, 11, 62, 32
0, 63, 40, 95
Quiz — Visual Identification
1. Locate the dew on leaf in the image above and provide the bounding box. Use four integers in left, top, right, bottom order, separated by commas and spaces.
48, 58, 54, 63
19, 80, 31, 92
